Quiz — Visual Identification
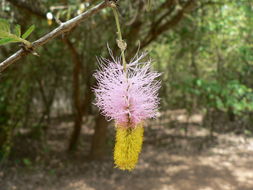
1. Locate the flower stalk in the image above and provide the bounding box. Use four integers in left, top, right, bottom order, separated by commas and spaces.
112, 6, 127, 72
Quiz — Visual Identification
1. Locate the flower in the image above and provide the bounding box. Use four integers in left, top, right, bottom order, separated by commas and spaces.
93, 52, 161, 127
93, 51, 161, 170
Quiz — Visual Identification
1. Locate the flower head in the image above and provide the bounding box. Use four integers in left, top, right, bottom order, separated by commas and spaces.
93, 52, 161, 127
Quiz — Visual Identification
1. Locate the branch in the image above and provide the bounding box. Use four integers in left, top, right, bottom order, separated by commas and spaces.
195, 1, 226, 11
6, 0, 46, 19
0, 0, 110, 72
141, 0, 195, 49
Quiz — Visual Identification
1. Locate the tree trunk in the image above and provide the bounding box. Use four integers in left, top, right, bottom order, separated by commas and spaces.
68, 110, 83, 151
89, 114, 108, 160
63, 38, 84, 152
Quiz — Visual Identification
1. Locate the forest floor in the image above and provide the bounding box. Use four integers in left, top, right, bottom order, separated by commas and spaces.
1, 110, 253, 190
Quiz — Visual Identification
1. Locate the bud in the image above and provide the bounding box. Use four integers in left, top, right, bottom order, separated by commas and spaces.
46, 12, 53, 25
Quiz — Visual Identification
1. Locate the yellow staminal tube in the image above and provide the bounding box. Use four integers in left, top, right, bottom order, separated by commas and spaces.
114, 123, 144, 171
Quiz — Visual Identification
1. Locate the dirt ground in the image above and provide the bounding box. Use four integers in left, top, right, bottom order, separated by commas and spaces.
1, 110, 253, 190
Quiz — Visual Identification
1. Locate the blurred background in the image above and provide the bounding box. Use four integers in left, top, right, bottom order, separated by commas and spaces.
0, 0, 253, 190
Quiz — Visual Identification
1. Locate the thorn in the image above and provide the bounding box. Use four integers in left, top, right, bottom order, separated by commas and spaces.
19, 43, 39, 56
32, 51, 40, 56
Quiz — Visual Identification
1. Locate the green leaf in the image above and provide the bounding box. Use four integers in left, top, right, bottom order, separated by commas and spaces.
23, 158, 32, 166
22, 25, 35, 39
0, 38, 17, 46
0, 30, 11, 38
14, 24, 21, 37
0, 19, 10, 33
196, 79, 202, 86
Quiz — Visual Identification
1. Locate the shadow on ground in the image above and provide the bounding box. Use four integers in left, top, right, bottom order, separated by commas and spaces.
1, 111, 253, 190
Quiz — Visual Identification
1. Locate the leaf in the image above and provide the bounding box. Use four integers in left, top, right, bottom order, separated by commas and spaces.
0, 19, 10, 33
0, 38, 17, 46
0, 30, 11, 38
14, 24, 21, 37
0, 22, 33, 46
22, 25, 35, 39
196, 79, 202, 87
23, 158, 32, 166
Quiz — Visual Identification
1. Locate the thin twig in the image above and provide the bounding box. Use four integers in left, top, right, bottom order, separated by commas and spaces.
0, 0, 109, 72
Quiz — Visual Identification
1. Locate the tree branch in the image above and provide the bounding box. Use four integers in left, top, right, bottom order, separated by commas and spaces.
0, 0, 110, 72
140, 0, 195, 49
6, 0, 46, 19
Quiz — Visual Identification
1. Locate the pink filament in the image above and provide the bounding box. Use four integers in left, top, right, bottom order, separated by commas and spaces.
93, 52, 161, 127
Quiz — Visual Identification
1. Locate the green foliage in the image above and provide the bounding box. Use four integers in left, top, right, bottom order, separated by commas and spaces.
176, 78, 253, 115
23, 158, 32, 167
0, 19, 35, 46
21, 25, 35, 40
0, 72, 35, 162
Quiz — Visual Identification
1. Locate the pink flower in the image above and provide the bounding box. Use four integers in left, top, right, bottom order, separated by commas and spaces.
93, 51, 161, 127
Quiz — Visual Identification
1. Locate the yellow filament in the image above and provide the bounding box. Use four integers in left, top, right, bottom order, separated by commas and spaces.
114, 124, 144, 171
